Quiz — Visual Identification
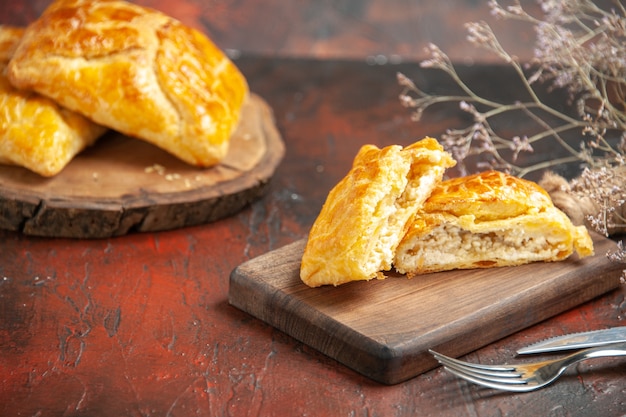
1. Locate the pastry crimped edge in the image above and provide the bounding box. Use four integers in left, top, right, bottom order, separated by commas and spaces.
7, 0, 249, 168
300, 137, 456, 287
0, 25, 106, 177
394, 170, 594, 276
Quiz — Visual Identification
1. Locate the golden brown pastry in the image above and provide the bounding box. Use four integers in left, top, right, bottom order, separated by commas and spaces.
394, 170, 594, 276
0, 26, 23, 61
300, 138, 456, 287
7, 0, 248, 167
0, 25, 106, 177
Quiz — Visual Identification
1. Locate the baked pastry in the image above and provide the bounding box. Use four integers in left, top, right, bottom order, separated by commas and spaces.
7, 0, 248, 167
394, 170, 594, 276
0, 26, 23, 60
300, 137, 456, 287
0, 25, 106, 177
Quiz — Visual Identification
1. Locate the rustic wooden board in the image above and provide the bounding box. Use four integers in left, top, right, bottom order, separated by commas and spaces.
229, 233, 624, 384
0, 94, 284, 238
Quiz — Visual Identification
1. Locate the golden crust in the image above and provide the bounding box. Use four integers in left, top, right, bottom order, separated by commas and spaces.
423, 169, 554, 221
0, 26, 23, 61
7, 0, 249, 167
300, 137, 456, 287
394, 170, 594, 275
0, 25, 106, 177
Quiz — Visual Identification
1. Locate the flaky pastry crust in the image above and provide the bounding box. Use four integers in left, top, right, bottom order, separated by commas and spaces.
300, 137, 456, 287
7, 0, 248, 167
394, 170, 594, 275
0, 25, 106, 177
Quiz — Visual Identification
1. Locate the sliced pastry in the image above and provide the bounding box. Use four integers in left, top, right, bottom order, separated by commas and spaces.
7, 0, 248, 168
0, 25, 106, 177
394, 170, 594, 276
300, 137, 456, 287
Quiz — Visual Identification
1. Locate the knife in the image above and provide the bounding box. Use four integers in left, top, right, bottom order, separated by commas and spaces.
517, 326, 626, 355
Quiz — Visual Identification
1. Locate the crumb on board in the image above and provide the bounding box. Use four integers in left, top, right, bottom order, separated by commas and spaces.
143, 163, 199, 188
165, 173, 181, 181
144, 164, 166, 175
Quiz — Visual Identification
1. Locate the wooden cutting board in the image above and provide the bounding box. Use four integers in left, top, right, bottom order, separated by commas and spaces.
229, 233, 624, 384
0, 94, 284, 238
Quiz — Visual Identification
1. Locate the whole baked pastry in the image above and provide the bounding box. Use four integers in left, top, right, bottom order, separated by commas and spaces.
7, 0, 248, 167
300, 137, 456, 287
0, 25, 106, 177
394, 170, 594, 275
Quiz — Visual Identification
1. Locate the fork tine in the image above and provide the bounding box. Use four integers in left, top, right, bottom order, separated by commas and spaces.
442, 363, 528, 385
435, 357, 524, 381
442, 366, 538, 392
429, 350, 518, 374
430, 350, 531, 387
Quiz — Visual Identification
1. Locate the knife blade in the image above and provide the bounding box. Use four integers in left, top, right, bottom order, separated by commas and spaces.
517, 326, 626, 354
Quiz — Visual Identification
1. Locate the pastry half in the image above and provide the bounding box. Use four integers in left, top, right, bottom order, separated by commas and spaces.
300, 137, 456, 287
7, 0, 249, 168
0, 25, 106, 177
394, 170, 594, 276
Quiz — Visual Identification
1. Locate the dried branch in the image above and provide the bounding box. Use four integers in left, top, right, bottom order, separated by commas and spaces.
399, 0, 626, 262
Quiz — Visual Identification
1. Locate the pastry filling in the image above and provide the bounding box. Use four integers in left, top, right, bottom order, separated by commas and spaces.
370, 163, 444, 273
395, 222, 570, 274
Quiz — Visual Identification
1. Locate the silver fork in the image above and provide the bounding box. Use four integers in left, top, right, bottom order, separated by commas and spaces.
429, 342, 626, 392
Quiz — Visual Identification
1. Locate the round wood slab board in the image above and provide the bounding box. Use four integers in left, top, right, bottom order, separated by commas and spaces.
0, 94, 285, 238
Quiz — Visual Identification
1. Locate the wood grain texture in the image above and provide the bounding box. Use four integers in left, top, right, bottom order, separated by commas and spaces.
229, 233, 624, 384
0, 94, 284, 238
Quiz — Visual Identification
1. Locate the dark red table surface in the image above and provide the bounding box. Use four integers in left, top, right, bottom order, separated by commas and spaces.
1, 1, 626, 416
0, 0, 540, 63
